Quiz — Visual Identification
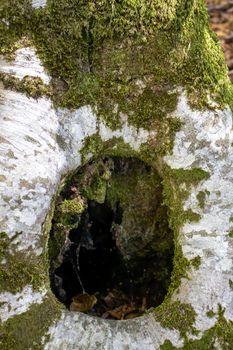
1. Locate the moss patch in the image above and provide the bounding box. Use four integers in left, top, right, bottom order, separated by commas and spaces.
206, 310, 216, 318
60, 198, 85, 215
229, 279, 233, 291
0, 0, 32, 57
160, 166, 208, 298
160, 305, 233, 350
155, 300, 197, 338
160, 340, 178, 350
0, 293, 62, 350
197, 191, 206, 209
2, 0, 232, 131
81, 134, 139, 164
181, 307, 233, 349
139, 117, 182, 161
0, 73, 51, 99
171, 168, 210, 185
191, 255, 201, 270
0, 232, 46, 293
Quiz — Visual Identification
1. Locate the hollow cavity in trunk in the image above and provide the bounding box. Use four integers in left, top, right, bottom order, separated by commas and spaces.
48, 157, 174, 320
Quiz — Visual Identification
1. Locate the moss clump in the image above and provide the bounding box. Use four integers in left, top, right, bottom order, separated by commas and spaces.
123, 88, 178, 130
160, 340, 177, 350
229, 230, 233, 238
184, 306, 233, 349
171, 168, 210, 185
77, 158, 113, 204
0, 36, 32, 60
161, 166, 209, 295
54, 197, 86, 229
0, 232, 45, 293
183, 209, 201, 223
60, 198, 85, 215
197, 191, 206, 209
0, 293, 62, 350
2, 0, 232, 132
81, 134, 104, 163
1, 0, 233, 133
165, 244, 190, 299
206, 310, 216, 318
191, 255, 201, 270
161, 305, 233, 350
229, 279, 233, 291
0, 0, 32, 57
0, 73, 51, 99
84, 176, 108, 204
155, 300, 197, 338
81, 134, 139, 164
31, 0, 233, 117
139, 117, 182, 161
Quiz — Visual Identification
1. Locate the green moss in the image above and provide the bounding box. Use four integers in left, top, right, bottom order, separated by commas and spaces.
229, 230, 233, 238
126, 88, 178, 129
206, 310, 216, 318
60, 198, 85, 215
0, 36, 33, 60
1, 0, 232, 133
160, 184, 189, 297
80, 134, 138, 164
160, 305, 233, 350
84, 176, 108, 204
155, 300, 197, 338
191, 255, 201, 270
81, 134, 104, 163
53, 197, 86, 229
166, 244, 190, 299
0, 232, 45, 293
171, 168, 210, 185
229, 279, 233, 291
160, 340, 177, 350
77, 156, 112, 204
0, 73, 51, 99
159, 166, 209, 298
0, 0, 32, 57
0, 293, 62, 350
197, 191, 206, 209
160, 313, 233, 349
33, 0, 232, 116
183, 306, 233, 349
183, 209, 201, 223
104, 138, 138, 159
139, 117, 182, 161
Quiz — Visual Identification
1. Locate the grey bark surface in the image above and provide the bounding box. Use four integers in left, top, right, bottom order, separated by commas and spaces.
1, 1, 233, 349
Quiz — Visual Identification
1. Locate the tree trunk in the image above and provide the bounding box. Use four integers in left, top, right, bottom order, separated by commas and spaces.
1, 0, 233, 349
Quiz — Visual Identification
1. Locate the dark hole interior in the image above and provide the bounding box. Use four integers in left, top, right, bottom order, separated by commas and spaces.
49, 157, 174, 320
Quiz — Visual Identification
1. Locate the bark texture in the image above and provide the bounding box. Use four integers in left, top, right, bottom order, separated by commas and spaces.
1, 1, 233, 349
